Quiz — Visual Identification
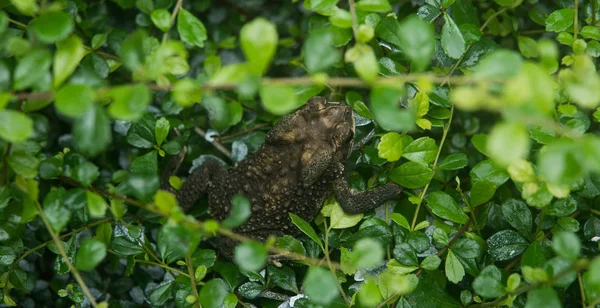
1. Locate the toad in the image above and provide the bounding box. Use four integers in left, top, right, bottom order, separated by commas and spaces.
163, 96, 403, 258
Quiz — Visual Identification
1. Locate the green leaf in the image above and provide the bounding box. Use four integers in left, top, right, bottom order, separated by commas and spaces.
108, 84, 151, 121
389, 162, 433, 189
157, 221, 202, 263
425, 191, 469, 224
289, 213, 323, 248
486, 122, 530, 167
0, 246, 16, 266
402, 137, 438, 164
345, 44, 378, 83
303, 267, 340, 305
75, 238, 106, 271
198, 278, 229, 308
588, 257, 600, 289
151, 9, 171, 32
259, 84, 298, 115
96, 222, 112, 246
377, 132, 403, 162
421, 254, 441, 271
9, 0, 38, 15
518, 36, 539, 58
177, 8, 207, 48
473, 49, 523, 79
470, 179, 497, 206
472, 265, 506, 298
545, 196, 577, 217
396, 15, 435, 71
55, 84, 94, 118
470, 160, 509, 187
73, 105, 112, 156
268, 265, 299, 293
486, 230, 528, 261
545, 8, 574, 32
86, 191, 107, 218
0, 110, 34, 143
240, 18, 278, 75
172, 78, 203, 107
350, 238, 384, 269
148, 282, 173, 307
155, 117, 169, 146
329, 200, 363, 229
375, 16, 402, 47
277, 235, 306, 255
222, 194, 251, 229
391, 213, 410, 230
54, 35, 86, 87
438, 153, 468, 170
441, 14, 466, 59
13, 49, 52, 90
238, 281, 264, 299
370, 86, 415, 132
552, 231, 580, 261
445, 249, 465, 283
44, 189, 71, 232
502, 199, 532, 238
304, 28, 341, 73
111, 236, 144, 256
538, 139, 585, 185
330, 7, 352, 28
355, 0, 392, 12
580, 26, 600, 40
126, 118, 155, 148
91, 33, 107, 50
525, 287, 561, 308
30, 11, 73, 44
0, 11, 6, 34
234, 241, 267, 272
9, 155, 38, 180
130, 150, 158, 174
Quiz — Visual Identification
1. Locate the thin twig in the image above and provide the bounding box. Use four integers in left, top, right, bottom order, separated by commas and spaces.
217, 124, 269, 141
348, 0, 359, 40
185, 254, 202, 308
193, 126, 232, 159
323, 220, 350, 305
162, 0, 184, 44
33, 201, 98, 307
574, 0, 579, 40
410, 106, 454, 230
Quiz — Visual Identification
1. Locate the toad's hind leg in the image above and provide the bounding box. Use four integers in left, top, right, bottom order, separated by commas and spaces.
160, 154, 227, 211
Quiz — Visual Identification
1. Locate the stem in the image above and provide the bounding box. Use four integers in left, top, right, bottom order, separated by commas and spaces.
348, 0, 359, 40
185, 254, 202, 308
480, 8, 508, 33
8, 18, 27, 29
34, 201, 98, 307
410, 106, 454, 230
578, 272, 587, 307
133, 258, 191, 278
193, 126, 232, 159
323, 220, 350, 305
162, 0, 184, 44
457, 186, 481, 237
574, 0, 579, 40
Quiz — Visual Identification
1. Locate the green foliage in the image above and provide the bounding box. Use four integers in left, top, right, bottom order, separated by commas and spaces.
1, 1, 600, 307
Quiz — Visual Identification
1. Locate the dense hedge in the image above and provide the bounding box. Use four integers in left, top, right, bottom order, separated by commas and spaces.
0, 0, 599, 307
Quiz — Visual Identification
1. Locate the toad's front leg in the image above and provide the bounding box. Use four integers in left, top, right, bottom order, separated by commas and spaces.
332, 163, 403, 214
